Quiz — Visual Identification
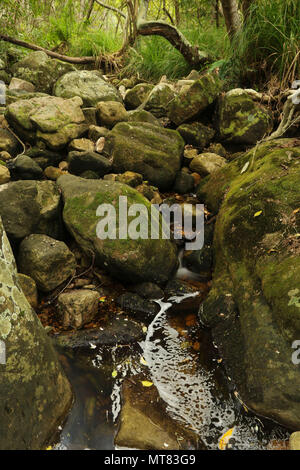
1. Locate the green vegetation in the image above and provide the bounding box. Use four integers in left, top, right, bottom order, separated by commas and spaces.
0, 0, 299, 88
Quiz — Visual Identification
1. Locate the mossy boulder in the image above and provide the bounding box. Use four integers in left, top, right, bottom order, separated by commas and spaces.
11, 51, 76, 94
218, 89, 273, 146
0, 218, 72, 449
0, 180, 62, 241
54, 70, 122, 107
167, 73, 223, 126
57, 174, 178, 284
104, 121, 184, 191
5, 95, 87, 150
198, 138, 300, 430
124, 83, 154, 110
143, 83, 176, 118
177, 122, 215, 149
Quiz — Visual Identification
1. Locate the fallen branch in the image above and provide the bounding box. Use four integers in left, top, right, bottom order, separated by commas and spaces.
0, 34, 97, 64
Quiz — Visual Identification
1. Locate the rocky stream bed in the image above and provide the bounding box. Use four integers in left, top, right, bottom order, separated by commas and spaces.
0, 50, 299, 450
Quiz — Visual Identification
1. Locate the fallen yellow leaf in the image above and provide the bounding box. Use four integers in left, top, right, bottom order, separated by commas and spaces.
254, 211, 263, 217
219, 427, 234, 450
293, 208, 300, 214
141, 380, 153, 387
99, 296, 106, 302
140, 357, 148, 366
45, 446, 52, 450
112, 370, 118, 378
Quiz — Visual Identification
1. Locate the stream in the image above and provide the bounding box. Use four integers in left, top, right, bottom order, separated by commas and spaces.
53, 287, 290, 451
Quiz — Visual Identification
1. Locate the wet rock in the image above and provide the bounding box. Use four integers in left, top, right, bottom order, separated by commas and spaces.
8, 77, 35, 93
131, 282, 164, 300
57, 289, 99, 329
5, 95, 87, 150
168, 73, 223, 126
190, 152, 227, 176
69, 138, 94, 153
0, 180, 62, 241
289, 432, 300, 450
17, 273, 38, 309
57, 174, 178, 284
218, 89, 273, 146
115, 376, 200, 450
104, 121, 184, 191
177, 122, 215, 149
11, 51, 75, 94
54, 70, 122, 107
144, 83, 176, 118
67, 150, 112, 177
173, 171, 195, 194
183, 248, 212, 282
124, 83, 154, 109
116, 292, 159, 322
96, 101, 128, 128
0, 128, 19, 156
0, 217, 72, 449
0, 164, 10, 184
54, 316, 144, 349
198, 139, 300, 430
7, 155, 43, 180
164, 279, 200, 298
18, 234, 76, 292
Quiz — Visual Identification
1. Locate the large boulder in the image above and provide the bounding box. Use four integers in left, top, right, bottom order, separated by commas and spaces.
5, 95, 87, 150
198, 139, 300, 430
167, 73, 222, 126
54, 70, 122, 107
0, 180, 62, 241
218, 89, 273, 145
57, 174, 178, 284
104, 122, 184, 191
0, 217, 72, 449
18, 234, 76, 292
11, 51, 76, 94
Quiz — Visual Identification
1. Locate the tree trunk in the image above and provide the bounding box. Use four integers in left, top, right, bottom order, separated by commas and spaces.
220, 0, 242, 39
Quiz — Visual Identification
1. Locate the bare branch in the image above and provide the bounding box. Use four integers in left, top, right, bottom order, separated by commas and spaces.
94, 0, 126, 18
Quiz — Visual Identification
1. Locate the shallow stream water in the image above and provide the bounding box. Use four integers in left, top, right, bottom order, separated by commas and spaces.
54, 288, 290, 450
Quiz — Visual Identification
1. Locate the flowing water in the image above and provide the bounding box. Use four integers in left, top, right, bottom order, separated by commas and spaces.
54, 289, 290, 450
